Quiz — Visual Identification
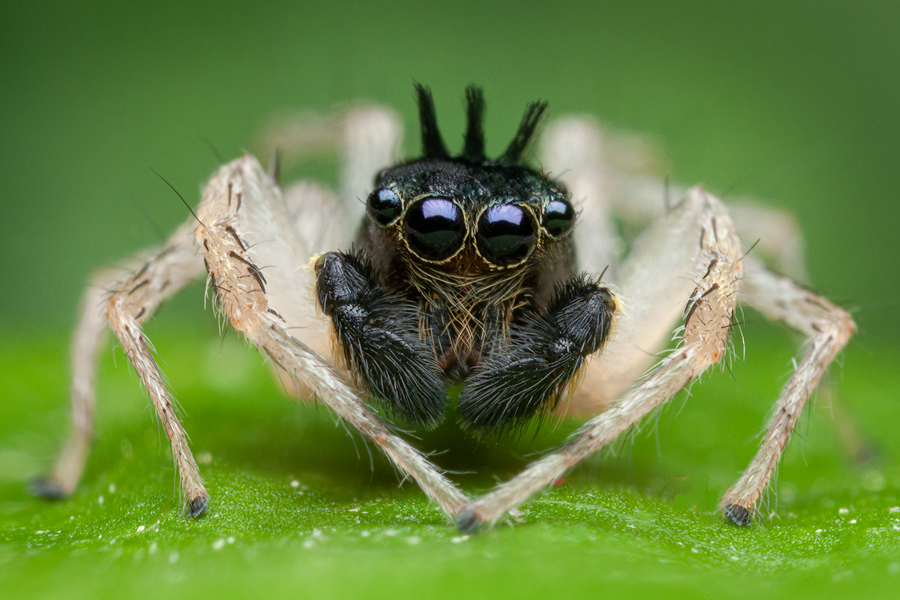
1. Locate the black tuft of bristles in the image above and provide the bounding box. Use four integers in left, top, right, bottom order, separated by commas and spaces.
415, 83, 451, 160
462, 85, 486, 161
499, 100, 548, 164
413, 85, 548, 165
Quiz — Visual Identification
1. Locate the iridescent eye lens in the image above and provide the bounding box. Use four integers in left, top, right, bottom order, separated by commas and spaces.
542, 199, 575, 237
367, 188, 402, 226
476, 204, 537, 265
404, 197, 466, 260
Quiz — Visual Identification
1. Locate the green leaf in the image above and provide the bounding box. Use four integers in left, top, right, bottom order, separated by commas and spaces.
1, 332, 898, 599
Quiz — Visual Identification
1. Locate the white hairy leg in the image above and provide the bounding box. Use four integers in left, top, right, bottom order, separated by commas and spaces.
542, 117, 808, 281
34, 219, 208, 512
271, 106, 405, 386
563, 186, 723, 416
540, 117, 702, 416
544, 115, 849, 479
196, 156, 468, 517
611, 172, 809, 282
457, 188, 743, 531
540, 118, 693, 414
540, 118, 621, 278
720, 257, 855, 524
337, 106, 404, 218
37, 106, 401, 503
598, 141, 874, 474
258, 105, 403, 226
538, 118, 778, 414
32, 261, 140, 498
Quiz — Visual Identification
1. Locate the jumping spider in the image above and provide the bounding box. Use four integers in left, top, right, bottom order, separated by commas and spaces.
35, 85, 855, 532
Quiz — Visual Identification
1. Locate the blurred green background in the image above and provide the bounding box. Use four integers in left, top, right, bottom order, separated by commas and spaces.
2, 1, 900, 599
1, 0, 899, 339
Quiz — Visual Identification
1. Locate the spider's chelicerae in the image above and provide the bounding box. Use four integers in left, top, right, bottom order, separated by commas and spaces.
35, 86, 855, 532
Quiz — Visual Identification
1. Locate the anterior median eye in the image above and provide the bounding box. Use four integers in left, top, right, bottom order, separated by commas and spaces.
476, 203, 537, 266
404, 197, 466, 260
367, 188, 402, 226
542, 198, 575, 237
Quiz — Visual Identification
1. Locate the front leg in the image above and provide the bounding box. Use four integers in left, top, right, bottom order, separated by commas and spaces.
720, 257, 855, 524
33, 218, 206, 513
456, 188, 742, 532
457, 277, 616, 435
314, 251, 447, 427
195, 156, 468, 518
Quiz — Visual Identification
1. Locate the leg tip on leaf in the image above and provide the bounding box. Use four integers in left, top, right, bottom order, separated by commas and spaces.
723, 503, 752, 526
188, 493, 209, 518
455, 508, 484, 534
30, 477, 67, 499
852, 443, 880, 466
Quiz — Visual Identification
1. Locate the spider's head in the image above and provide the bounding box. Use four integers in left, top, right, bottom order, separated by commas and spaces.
364, 85, 575, 272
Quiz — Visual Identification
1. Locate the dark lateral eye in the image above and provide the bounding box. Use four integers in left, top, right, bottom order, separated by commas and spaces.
542, 198, 575, 237
367, 188, 402, 226
404, 197, 466, 260
476, 204, 537, 265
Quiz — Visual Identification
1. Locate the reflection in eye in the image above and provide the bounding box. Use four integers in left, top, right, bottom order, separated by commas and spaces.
477, 204, 537, 265
542, 198, 574, 237
404, 197, 466, 260
367, 188, 402, 226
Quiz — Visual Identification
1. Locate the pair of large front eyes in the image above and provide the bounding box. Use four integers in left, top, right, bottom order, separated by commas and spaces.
367, 189, 574, 265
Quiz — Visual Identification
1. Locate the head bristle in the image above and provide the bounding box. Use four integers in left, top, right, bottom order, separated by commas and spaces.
500, 100, 548, 164
415, 83, 450, 160
462, 86, 486, 161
